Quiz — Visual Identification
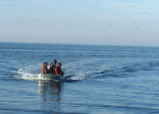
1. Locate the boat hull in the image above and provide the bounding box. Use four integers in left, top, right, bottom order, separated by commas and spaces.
38, 74, 63, 81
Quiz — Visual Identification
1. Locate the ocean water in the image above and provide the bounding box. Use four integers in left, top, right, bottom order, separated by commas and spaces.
1, 43, 159, 114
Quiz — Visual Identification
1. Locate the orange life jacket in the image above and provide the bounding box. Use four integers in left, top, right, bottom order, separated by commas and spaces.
55, 66, 60, 75
41, 65, 45, 74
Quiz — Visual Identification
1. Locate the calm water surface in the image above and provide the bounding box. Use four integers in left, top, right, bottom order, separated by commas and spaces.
0, 43, 159, 114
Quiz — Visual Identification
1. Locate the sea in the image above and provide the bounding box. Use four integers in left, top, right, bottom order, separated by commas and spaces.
0, 42, 159, 114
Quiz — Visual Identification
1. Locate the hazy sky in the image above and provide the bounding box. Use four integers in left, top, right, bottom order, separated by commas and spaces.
0, 0, 159, 46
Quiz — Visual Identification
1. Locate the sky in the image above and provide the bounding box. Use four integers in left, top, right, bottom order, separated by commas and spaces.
0, 0, 159, 46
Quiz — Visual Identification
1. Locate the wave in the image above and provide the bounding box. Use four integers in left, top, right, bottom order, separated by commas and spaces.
95, 60, 159, 79
69, 103, 159, 113
122, 61, 159, 73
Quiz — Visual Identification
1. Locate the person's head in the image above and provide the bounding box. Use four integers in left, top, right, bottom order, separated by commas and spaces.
43, 62, 48, 66
58, 62, 62, 67
54, 59, 57, 65
50, 63, 54, 67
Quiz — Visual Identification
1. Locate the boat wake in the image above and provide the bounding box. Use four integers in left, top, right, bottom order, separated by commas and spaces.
13, 62, 108, 82
13, 69, 40, 80
12, 58, 110, 81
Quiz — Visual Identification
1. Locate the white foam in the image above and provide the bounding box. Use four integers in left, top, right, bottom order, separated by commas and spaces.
13, 68, 39, 80
14, 58, 109, 81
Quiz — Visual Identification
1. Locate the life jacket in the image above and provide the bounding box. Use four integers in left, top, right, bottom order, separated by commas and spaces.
55, 66, 60, 75
41, 65, 46, 74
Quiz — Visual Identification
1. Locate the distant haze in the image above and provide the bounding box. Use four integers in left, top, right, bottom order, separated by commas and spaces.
0, 0, 159, 46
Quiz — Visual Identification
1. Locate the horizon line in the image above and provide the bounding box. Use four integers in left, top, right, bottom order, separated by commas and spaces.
0, 41, 159, 48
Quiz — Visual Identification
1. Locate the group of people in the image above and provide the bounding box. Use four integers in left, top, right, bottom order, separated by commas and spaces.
41, 59, 64, 76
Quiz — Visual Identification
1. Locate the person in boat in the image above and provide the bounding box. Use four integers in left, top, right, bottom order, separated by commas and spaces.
47, 63, 55, 74
53, 59, 57, 70
41, 62, 48, 74
55, 63, 64, 75
48, 59, 57, 74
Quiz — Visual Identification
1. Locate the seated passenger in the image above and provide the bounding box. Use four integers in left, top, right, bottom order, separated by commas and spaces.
48, 59, 57, 74
52, 59, 57, 73
48, 63, 55, 74
41, 62, 48, 74
54, 63, 64, 75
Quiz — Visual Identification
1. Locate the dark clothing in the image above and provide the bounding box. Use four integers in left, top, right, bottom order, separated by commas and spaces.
48, 65, 56, 74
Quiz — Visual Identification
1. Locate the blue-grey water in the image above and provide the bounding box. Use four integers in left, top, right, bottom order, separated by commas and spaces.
1, 42, 159, 114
